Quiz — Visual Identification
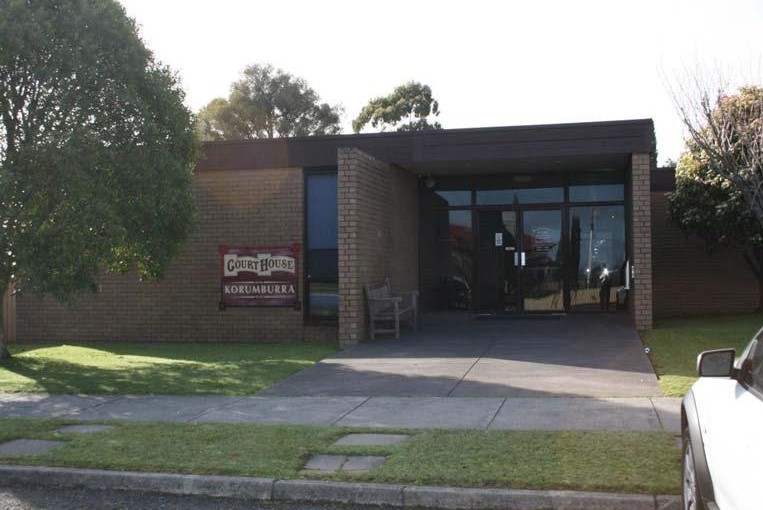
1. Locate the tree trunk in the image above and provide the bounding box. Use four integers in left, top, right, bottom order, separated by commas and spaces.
0, 281, 10, 359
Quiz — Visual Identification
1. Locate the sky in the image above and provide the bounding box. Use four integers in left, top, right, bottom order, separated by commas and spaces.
118, 0, 763, 165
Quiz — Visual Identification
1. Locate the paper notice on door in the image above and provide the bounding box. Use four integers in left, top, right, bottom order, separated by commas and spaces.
495, 232, 503, 246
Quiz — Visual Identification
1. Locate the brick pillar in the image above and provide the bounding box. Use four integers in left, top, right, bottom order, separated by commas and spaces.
631, 153, 654, 330
338, 148, 363, 346
337, 147, 418, 347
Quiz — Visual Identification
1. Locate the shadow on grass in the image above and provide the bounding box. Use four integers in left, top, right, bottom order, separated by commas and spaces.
641, 314, 762, 395
0, 343, 337, 396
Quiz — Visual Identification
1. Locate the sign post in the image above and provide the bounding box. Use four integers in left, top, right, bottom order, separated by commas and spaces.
218, 244, 301, 310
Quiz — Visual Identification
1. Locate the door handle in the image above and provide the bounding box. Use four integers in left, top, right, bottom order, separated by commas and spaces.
521, 252, 526, 267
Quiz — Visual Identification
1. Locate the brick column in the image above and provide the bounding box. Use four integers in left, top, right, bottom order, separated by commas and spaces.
631, 153, 654, 330
338, 148, 363, 346
337, 148, 418, 347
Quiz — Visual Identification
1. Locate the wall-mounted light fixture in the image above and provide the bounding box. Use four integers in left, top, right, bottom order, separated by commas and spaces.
424, 175, 437, 189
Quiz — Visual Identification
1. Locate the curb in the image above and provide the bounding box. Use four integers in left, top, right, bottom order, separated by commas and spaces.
0, 465, 681, 510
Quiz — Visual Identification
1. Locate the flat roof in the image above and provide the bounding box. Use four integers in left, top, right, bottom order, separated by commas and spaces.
197, 118, 655, 174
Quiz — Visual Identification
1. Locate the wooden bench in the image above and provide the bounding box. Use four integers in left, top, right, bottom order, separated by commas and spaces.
364, 278, 418, 339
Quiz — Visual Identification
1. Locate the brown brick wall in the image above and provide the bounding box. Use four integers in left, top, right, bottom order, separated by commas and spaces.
16, 167, 337, 343
651, 191, 758, 317
631, 153, 654, 330
338, 148, 418, 346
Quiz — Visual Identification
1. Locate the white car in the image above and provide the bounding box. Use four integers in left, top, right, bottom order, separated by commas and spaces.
681, 326, 763, 510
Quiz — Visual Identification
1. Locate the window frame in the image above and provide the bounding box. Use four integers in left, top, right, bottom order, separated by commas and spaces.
740, 338, 763, 401
303, 167, 339, 324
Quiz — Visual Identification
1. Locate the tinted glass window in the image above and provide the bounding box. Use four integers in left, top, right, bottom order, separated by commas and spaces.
569, 171, 625, 202
749, 341, 763, 393
476, 175, 563, 205
434, 190, 471, 206
306, 172, 338, 319
307, 174, 338, 249
476, 187, 564, 205
569, 184, 625, 202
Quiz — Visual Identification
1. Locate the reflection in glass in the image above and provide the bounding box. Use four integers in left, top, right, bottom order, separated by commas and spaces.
476, 187, 563, 205
522, 210, 564, 311
308, 282, 339, 318
433, 210, 474, 309
434, 190, 471, 206
568, 206, 626, 310
569, 184, 624, 202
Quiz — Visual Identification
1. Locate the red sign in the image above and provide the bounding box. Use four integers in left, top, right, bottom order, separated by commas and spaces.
219, 245, 301, 308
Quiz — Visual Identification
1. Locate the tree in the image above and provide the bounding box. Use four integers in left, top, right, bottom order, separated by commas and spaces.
352, 81, 442, 133
0, 0, 197, 358
196, 64, 342, 140
668, 86, 763, 307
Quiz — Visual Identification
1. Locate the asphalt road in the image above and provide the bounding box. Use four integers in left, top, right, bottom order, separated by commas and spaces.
0, 486, 364, 510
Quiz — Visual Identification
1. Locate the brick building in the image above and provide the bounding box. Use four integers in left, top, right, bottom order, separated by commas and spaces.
8, 119, 759, 345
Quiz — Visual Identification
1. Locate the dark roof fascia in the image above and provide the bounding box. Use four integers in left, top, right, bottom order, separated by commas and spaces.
197, 118, 655, 172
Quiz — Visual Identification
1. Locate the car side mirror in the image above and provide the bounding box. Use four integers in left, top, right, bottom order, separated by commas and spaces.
697, 349, 736, 377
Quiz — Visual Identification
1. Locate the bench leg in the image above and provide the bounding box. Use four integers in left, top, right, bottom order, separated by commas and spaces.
395, 313, 400, 339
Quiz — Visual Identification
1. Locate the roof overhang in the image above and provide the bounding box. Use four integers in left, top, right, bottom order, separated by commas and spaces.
197, 119, 655, 175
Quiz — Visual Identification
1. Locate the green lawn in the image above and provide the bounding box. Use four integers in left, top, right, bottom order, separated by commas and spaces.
0, 418, 680, 495
0, 342, 336, 395
641, 314, 762, 396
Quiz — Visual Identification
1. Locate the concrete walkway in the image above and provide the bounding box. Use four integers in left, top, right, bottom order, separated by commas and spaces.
261, 313, 661, 398
0, 393, 682, 432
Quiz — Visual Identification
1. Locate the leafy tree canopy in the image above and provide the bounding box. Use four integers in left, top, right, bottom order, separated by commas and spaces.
0, 0, 197, 357
352, 81, 442, 133
196, 64, 342, 140
669, 86, 763, 304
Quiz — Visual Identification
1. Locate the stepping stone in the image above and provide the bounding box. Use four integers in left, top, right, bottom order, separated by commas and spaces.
0, 439, 65, 458
55, 425, 114, 434
302, 454, 387, 474
303, 454, 347, 473
342, 455, 386, 472
333, 433, 409, 446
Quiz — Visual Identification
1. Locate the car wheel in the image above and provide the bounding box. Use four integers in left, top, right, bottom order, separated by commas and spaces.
682, 432, 703, 510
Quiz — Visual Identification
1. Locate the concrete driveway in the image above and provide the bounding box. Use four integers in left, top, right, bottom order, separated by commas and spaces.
260, 313, 661, 398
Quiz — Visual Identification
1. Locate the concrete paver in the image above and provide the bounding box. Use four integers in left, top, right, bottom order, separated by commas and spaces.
64, 396, 241, 423
263, 313, 660, 398
302, 455, 346, 473
332, 434, 409, 446
341, 456, 386, 472
0, 394, 118, 418
0, 440, 65, 458
0, 393, 681, 432
651, 397, 683, 433
191, 397, 366, 425
54, 425, 115, 434
335, 397, 504, 429
489, 397, 662, 431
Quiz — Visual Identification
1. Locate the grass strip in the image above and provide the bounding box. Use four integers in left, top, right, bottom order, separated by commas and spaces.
0, 342, 337, 395
641, 314, 762, 396
0, 418, 680, 495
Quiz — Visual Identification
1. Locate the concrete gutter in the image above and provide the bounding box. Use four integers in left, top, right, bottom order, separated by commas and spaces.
0, 465, 681, 510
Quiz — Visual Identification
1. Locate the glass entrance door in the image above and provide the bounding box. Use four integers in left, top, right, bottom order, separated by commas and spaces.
521, 209, 564, 312
477, 208, 563, 312
478, 210, 519, 312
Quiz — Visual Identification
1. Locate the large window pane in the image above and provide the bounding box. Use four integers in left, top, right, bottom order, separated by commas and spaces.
432, 210, 474, 309
568, 205, 626, 311
307, 174, 338, 249
308, 282, 338, 319
306, 172, 338, 319
476, 175, 563, 205
569, 170, 625, 202
434, 190, 471, 206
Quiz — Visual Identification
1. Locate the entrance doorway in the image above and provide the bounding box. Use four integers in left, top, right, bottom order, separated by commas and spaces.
477, 208, 564, 312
